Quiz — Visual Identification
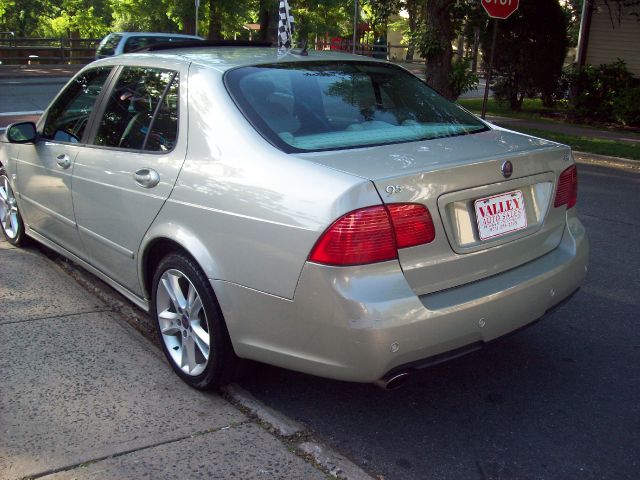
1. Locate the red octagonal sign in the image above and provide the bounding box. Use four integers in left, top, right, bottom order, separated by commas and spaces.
481, 0, 519, 19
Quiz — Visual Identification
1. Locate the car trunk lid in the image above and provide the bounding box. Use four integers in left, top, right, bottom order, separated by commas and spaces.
297, 129, 573, 295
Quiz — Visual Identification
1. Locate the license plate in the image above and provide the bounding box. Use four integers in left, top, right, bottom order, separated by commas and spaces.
474, 190, 527, 241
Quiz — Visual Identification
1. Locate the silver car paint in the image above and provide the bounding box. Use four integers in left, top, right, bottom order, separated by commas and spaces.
15, 142, 83, 254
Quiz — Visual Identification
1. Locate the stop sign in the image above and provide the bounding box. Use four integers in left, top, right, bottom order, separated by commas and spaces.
481, 0, 519, 19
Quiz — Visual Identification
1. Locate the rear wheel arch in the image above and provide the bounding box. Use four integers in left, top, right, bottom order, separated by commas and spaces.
140, 231, 220, 301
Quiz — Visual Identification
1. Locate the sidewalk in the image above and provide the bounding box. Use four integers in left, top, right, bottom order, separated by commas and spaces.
0, 237, 337, 479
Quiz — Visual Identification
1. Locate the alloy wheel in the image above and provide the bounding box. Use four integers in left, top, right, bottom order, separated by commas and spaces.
155, 268, 211, 376
0, 175, 20, 240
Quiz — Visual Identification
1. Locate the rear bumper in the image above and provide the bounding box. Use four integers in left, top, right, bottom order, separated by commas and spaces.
214, 213, 588, 383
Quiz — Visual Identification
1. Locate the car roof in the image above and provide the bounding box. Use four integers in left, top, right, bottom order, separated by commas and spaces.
112, 46, 385, 73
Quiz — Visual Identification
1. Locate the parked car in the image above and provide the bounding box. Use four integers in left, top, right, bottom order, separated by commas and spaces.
0, 43, 588, 390
95, 32, 203, 58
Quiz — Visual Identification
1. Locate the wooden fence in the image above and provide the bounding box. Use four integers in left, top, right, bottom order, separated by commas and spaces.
0, 38, 101, 65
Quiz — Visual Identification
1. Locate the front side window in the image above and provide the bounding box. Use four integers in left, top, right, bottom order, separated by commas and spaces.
225, 61, 488, 152
93, 67, 178, 151
42, 67, 112, 143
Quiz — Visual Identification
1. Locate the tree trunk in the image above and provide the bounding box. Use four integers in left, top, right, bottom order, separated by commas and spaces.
471, 27, 480, 73
259, 0, 278, 44
208, 0, 223, 40
424, 0, 455, 99
406, 0, 418, 61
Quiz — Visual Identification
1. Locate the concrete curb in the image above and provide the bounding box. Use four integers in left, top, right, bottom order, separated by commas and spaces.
298, 442, 375, 480
222, 384, 375, 480
573, 151, 639, 171
221, 384, 306, 438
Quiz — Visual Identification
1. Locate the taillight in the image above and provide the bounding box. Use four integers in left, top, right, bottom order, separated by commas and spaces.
554, 165, 578, 209
309, 204, 435, 266
387, 204, 436, 248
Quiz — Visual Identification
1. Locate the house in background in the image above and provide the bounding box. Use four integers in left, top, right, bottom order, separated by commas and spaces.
576, 0, 640, 76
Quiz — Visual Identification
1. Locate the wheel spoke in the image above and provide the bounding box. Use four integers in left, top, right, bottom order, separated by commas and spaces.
188, 295, 203, 319
192, 325, 210, 359
159, 309, 181, 335
161, 273, 186, 312
0, 177, 8, 201
187, 283, 196, 311
182, 335, 197, 373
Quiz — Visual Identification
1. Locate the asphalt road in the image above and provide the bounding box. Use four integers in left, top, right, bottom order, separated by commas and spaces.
0, 77, 68, 113
238, 160, 640, 480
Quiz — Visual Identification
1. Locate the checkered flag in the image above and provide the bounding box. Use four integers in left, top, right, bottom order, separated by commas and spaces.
277, 0, 295, 50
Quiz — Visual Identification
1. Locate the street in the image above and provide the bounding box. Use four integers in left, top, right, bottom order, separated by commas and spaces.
238, 158, 640, 479
1, 75, 639, 479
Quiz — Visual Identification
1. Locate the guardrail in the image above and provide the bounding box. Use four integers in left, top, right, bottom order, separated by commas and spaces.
0, 38, 101, 65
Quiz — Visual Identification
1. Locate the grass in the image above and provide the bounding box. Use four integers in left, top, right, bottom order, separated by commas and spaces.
510, 127, 640, 160
457, 97, 640, 160
457, 97, 561, 121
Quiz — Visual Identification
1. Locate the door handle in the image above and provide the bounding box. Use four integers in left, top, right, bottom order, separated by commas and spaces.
134, 168, 160, 188
56, 154, 71, 169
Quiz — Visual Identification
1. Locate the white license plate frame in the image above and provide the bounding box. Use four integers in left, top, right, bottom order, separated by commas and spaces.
474, 190, 527, 241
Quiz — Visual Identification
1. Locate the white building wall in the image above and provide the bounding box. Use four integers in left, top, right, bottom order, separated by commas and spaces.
586, 1, 640, 76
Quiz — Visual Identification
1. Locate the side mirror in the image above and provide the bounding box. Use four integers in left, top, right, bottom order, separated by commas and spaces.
7, 122, 37, 144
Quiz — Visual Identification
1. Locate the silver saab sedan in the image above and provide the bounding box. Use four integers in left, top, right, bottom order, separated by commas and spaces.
0, 43, 588, 390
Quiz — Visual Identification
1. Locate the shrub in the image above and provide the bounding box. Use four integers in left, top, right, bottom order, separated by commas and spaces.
568, 59, 640, 125
613, 86, 640, 126
449, 57, 479, 99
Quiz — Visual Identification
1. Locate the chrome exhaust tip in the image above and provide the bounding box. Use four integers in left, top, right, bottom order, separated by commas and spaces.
374, 371, 411, 390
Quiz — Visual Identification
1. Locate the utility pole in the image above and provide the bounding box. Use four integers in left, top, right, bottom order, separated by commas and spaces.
195, 0, 200, 37
352, 0, 358, 54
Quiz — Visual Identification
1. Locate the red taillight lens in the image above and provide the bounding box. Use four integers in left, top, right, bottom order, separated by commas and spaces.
554, 165, 578, 209
309, 203, 436, 266
387, 204, 436, 248
308, 206, 396, 266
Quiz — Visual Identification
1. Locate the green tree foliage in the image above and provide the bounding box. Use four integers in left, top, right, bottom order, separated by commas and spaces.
109, 0, 183, 33
291, 0, 355, 44
0, 0, 46, 36
481, 0, 568, 110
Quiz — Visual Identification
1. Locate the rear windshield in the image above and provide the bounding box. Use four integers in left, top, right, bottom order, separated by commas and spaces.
96, 34, 122, 56
225, 61, 488, 153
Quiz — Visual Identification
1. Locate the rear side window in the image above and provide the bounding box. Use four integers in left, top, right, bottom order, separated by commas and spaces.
225, 61, 488, 152
93, 67, 178, 151
42, 67, 112, 143
96, 34, 122, 56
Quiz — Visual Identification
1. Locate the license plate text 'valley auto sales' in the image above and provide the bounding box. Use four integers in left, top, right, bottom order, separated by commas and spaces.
474, 190, 527, 240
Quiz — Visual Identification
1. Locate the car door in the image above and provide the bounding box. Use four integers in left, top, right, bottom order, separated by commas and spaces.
72, 65, 187, 296
15, 67, 114, 255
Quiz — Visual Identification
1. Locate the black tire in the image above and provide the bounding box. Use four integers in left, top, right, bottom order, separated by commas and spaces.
0, 167, 28, 246
151, 251, 242, 390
